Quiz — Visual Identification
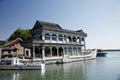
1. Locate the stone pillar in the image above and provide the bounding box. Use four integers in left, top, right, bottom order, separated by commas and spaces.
76, 48, 79, 56
62, 47, 65, 56
64, 35, 67, 43
65, 49, 69, 55
42, 33, 45, 40
76, 49, 78, 55
79, 37, 81, 43
56, 47, 59, 57
38, 46, 41, 58
66, 35, 69, 43
50, 34, 52, 43
32, 46, 35, 59
42, 46, 45, 60
50, 47, 52, 57
78, 48, 82, 55
62, 48, 64, 58
71, 36, 73, 43
63, 47, 68, 57
67, 48, 69, 56
72, 49, 74, 56
83, 38, 86, 52
71, 48, 73, 56
56, 34, 58, 43
82, 37, 86, 52
74, 49, 76, 56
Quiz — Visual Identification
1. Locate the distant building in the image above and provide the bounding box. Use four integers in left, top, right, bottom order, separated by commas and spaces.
0, 40, 6, 59
1, 38, 31, 58
0, 41, 6, 46
30, 20, 87, 63
0, 48, 1, 59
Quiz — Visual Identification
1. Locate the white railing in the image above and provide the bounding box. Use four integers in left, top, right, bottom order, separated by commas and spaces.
33, 39, 84, 45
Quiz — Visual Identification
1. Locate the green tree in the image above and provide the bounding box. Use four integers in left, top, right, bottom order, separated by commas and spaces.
8, 28, 32, 41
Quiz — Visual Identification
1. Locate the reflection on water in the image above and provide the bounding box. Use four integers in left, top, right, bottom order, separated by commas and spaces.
45, 61, 87, 80
0, 60, 97, 80
1, 52, 120, 80
0, 69, 45, 80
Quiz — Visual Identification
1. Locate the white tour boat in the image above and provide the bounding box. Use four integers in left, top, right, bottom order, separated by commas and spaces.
0, 57, 45, 70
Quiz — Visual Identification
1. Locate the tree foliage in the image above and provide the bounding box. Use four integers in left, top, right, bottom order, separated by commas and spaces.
8, 28, 32, 41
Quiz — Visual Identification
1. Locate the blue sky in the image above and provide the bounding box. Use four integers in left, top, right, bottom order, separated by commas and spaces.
0, 0, 120, 49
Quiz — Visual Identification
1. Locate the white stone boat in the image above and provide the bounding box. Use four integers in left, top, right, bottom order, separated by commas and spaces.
0, 57, 45, 70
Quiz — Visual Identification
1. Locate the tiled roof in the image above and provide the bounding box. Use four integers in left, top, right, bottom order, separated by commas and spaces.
4, 38, 22, 47
30, 20, 63, 31
31, 20, 87, 36
37, 20, 63, 30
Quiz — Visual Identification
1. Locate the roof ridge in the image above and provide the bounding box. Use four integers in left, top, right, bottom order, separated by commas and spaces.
37, 20, 58, 25
37, 20, 63, 30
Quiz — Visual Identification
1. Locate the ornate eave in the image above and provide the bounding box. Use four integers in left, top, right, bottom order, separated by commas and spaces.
30, 20, 87, 37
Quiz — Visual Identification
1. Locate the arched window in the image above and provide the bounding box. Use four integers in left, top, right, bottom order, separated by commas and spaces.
45, 47, 50, 57
78, 47, 82, 55
78, 47, 81, 51
73, 37, 76, 42
64, 47, 67, 55
82, 37, 84, 41
35, 47, 42, 58
58, 35, 63, 41
52, 47, 57, 56
45, 33, 50, 40
68, 47, 72, 56
59, 47, 63, 56
73, 47, 76, 50
68, 36, 72, 42
77, 37, 81, 43
64, 47, 67, 50
52, 34, 57, 41
73, 47, 77, 55
68, 47, 72, 50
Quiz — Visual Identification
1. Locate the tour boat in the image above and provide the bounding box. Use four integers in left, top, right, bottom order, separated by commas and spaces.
0, 57, 45, 70
97, 49, 107, 57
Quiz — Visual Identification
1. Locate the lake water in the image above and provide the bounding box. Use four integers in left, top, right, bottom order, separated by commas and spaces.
0, 51, 120, 80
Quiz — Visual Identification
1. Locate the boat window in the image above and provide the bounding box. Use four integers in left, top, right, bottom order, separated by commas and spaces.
0, 60, 5, 65
6, 60, 12, 65
0, 60, 12, 65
